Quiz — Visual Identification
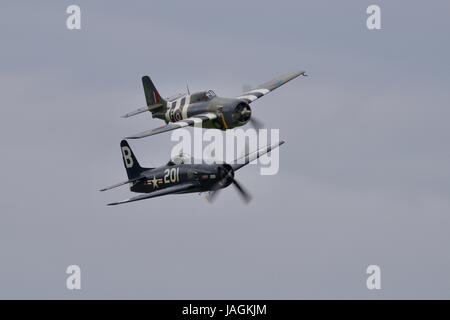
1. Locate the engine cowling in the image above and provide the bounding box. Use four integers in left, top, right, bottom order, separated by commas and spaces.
215, 100, 252, 130
231, 102, 252, 126
215, 164, 235, 188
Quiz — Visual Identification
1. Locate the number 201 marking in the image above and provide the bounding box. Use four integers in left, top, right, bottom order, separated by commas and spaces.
164, 168, 179, 183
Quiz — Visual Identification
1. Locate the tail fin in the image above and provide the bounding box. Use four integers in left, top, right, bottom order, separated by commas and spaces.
121, 76, 167, 119
142, 76, 166, 108
120, 140, 146, 179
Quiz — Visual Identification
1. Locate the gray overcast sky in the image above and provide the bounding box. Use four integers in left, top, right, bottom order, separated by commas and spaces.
0, 0, 449, 299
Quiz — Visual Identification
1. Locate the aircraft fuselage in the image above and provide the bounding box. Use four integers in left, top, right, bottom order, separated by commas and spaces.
130, 163, 234, 194
157, 93, 252, 130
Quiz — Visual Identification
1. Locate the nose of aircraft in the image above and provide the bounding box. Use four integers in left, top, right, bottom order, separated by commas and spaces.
232, 101, 252, 125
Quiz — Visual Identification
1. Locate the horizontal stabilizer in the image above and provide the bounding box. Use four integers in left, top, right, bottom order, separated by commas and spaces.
121, 106, 149, 118
121, 103, 165, 118
100, 175, 144, 192
107, 183, 196, 205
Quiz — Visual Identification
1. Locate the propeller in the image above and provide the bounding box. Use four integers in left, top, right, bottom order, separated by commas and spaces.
206, 165, 252, 204
206, 188, 221, 203
230, 178, 252, 203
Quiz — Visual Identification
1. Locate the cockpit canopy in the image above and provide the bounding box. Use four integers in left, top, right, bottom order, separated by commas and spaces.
190, 90, 216, 103
168, 152, 193, 165
167, 151, 226, 166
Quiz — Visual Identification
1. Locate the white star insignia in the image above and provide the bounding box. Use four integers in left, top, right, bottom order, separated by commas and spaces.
151, 175, 159, 188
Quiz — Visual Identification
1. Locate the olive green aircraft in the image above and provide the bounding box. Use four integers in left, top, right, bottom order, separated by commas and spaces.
122, 71, 306, 139
101, 140, 284, 205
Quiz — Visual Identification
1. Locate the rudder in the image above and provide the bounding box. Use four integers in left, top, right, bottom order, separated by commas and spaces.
142, 76, 166, 107
120, 140, 145, 179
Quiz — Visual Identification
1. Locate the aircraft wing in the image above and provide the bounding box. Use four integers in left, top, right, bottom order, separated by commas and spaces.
125, 112, 217, 139
107, 183, 197, 206
231, 140, 285, 171
235, 71, 306, 103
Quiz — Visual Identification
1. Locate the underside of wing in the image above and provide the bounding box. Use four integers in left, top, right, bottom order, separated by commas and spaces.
236, 71, 306, 103
107, 183, 197, 206
125, 112, 217, 139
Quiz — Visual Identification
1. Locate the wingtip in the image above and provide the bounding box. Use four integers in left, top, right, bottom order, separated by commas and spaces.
107, 197, 132, 206
107, 202, 119, 206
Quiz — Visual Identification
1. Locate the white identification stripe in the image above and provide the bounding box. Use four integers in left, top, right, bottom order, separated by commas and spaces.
165, 109, 170, 122
236, 95, 258, 101
190, 117, 203, 125
181, 95, 190, 119
175, 121, 189, 127
175, 97, 182, 112
247, 88, 270, 95
202, 113, 216, 120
